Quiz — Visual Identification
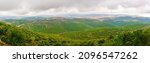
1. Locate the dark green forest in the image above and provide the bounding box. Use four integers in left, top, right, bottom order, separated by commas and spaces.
0, 17, 150, 46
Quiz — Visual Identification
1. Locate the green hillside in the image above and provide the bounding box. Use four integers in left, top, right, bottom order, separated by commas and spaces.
0, 21, 150, 46
0, 22, 79, 46
58, 24, 148, 40
4, 18, 146, 33
1, 17, 150, 46
107, 28, 150, 46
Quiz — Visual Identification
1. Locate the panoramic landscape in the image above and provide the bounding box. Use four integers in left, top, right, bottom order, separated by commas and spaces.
0, 0, 150, 46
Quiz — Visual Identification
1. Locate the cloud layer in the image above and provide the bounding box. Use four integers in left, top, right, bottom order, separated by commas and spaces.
0, 0, 150, 16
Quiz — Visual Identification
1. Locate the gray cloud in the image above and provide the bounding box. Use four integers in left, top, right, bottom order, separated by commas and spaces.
0, 0, 23, 11
25, 0, 101, 11
0, 0, 150, 16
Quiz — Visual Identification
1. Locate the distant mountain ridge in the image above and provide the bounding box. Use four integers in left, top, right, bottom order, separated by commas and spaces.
0, 13, 148, 19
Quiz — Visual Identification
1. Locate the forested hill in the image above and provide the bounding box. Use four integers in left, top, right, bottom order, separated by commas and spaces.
0, 22, 77, 46
105, 28, 150, 46
0, 22, 150, 46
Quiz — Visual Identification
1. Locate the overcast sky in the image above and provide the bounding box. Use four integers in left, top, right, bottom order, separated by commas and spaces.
0, 0, 150, 16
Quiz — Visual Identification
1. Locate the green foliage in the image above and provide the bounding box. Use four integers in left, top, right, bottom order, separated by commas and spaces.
111, 29, 150, 46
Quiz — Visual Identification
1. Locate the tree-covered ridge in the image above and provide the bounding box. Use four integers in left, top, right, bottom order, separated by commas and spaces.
112, 28, 150, 46
0, 21, 150, 46
0, 22, 77, 46
4, 18, 147, 33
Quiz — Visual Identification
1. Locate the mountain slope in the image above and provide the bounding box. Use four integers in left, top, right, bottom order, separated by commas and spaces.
0, 22, 80, 46
3, 18, 147, 33
103, 27, 150, 46
1, 21, 150, 46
